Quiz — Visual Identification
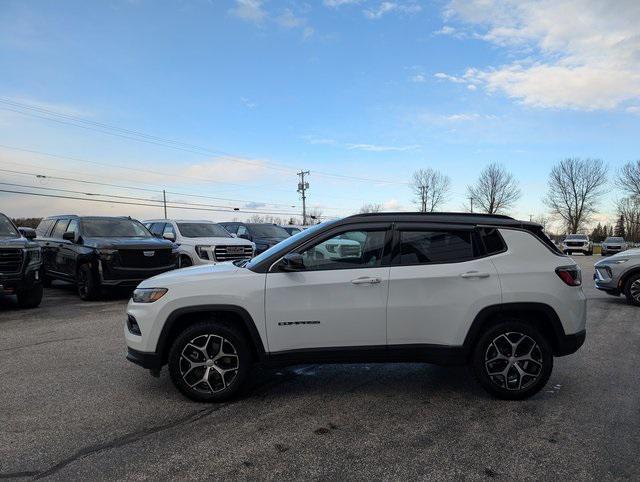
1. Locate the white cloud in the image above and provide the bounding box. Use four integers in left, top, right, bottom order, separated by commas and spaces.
183, 157, 269, 182
347, 143, 421, 152
433, 25, 456, 36
440, 0, 640, 111
434, 72, 466, 84
302, 135, 336, 145
383, 198, 400, 210
364, 2, 422, 20
410, 73, 426, 83
442, 113, 496, 122
229, 0, 267, 24
240, 97, 256, 108
627, 105, 640, 114
276, 9, 305, 29
323, 0, 363, 7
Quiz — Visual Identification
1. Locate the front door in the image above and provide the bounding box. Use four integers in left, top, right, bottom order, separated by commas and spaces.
265, 226, 391, 353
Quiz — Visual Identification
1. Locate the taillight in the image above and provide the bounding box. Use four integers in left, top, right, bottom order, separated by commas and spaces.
556, 266, 582, 286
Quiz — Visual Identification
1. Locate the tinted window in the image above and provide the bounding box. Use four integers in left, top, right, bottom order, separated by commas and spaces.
36, 219, 54, 237
399, 230, 473, 265
249, 224, 290, 238
0, 214, 19, 238
478, 228, 507, 255
177, 223, 231, 238
66, 219, 79, 234
148, 223, 165, 237
300, 230, 386, 271
51, 219, 70, 239
237, 225, 248, 236
82, 219, 151, 237
222, 224, 238, 234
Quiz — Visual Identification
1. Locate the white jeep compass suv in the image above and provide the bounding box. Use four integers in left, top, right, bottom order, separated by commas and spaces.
143, 219, 254, 267
125, 213, 586, 401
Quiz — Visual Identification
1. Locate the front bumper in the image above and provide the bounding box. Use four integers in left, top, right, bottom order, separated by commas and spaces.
0, 265, 40, 294
593, 265, 621, 294
99, 261, 176, 287
556, 329, 586, 356
126, 346, 162, 369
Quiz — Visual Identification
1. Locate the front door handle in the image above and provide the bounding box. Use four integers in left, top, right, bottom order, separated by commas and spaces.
351, 277, 382, 285
460, 271, 490, 279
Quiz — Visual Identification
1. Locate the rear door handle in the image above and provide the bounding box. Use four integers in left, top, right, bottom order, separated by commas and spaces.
460, 271, 490, 279
351, 277, 382, 285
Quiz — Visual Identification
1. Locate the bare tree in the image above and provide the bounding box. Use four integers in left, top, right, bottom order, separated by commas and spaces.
466, 163, 521, 214
617, 196, 640, 242
618, 160, 640, 198
411, 168, 451, 212
545, 158, 607, 234
359, 203, 383, 214
307, 207, 323, 224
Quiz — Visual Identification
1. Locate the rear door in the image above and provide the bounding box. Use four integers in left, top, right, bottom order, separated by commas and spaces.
265, 224, 392, 352
386, 224, 501, 347
47, 219, 70, 275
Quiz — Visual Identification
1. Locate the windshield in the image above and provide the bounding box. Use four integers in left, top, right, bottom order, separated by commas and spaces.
250, 224, 290, 238
82, 218, 151, 237
245, 223, 329, 270
0, 214, 19, 238
566, 234, 588, 240
177, 223, 231, 238
604, 237, 623, 243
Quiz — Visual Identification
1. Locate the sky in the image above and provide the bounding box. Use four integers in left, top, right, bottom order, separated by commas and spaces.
1, 0, 639, 228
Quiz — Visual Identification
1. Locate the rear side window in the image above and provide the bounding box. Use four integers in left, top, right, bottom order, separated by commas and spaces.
399, 230, 474, 265
477, 228, 507, 255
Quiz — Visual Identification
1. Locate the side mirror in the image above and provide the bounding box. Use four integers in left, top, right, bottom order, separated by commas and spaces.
62, 231, 76, 242
18, 227, 36, 240
163, 232, 175, 242
280, 252, 305, 272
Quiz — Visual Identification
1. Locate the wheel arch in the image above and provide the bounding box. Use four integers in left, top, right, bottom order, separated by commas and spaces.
157, 305, 266, 364
619, 267, 640, 291
463, 303, 566, 357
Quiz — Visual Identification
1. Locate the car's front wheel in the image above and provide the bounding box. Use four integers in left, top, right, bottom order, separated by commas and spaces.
16, 283, 43, 308
168, 321, 251, 402
77, 264, 100, 301
180, 255, 193, 267
623, 273, 640, 306
471, 321, 553, 400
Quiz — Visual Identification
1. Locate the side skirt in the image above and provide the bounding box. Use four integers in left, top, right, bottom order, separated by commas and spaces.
263, 344, 468, 367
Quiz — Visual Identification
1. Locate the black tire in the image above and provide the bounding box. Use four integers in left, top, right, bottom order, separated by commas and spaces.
168, 320, 251, 402
471, 320, 553, 400
16, 283, 43, 309
587, 250, 593, 256
77, 264, 100, 301
180, 255, 193, 268
623, 273, 640, 307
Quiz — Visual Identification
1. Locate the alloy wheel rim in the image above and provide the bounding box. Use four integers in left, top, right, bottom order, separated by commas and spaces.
179, 334, 239, 394
484, 332, 543, 391
630, 280, 640, 302
78, 271, 87, 297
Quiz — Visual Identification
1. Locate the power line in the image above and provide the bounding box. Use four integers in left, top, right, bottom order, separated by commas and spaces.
0, 98, 413, 187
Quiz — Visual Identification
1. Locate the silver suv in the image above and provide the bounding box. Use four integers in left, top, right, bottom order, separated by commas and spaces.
594, 249, 640, 305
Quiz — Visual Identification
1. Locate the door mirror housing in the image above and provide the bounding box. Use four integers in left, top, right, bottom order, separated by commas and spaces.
62, 231, 76, 242
280, 252, 305, 272
18, 227, 36, 240
163, 232, 175, 242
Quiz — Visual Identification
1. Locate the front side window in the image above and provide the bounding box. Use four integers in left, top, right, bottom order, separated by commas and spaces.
82, 218, 151, 237
0, 214, 19, 238
300, 230, 386, 271
66, 219, 79, 235
176, 223, 231, 238
399, 230, 473, 265
36, 219, 54, 237
51, 219, 70, 239
163, 223, 175, 237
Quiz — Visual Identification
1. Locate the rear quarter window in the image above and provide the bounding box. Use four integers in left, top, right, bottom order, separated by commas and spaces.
477, 228, 507, 255
399, 230, 474, 265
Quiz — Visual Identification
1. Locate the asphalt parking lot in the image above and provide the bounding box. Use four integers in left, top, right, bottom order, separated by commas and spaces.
1, 256, 639, 480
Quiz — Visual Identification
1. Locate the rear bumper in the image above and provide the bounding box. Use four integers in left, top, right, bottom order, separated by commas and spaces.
555, 329, 586, 356
126, 347, 162, 369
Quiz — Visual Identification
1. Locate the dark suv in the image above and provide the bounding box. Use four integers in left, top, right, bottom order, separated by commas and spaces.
219, 222, 290, 254
35, 216, 177, 300
0, 213, 43, 308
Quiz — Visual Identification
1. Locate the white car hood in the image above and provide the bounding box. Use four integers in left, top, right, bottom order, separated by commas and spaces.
139, 262, 240, 287
181, 236, 253, 246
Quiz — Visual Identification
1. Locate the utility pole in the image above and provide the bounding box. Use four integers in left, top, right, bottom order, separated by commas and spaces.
469, 196, 474, 213
163, 190, 167, 218
420, 186, 427, 212
529, 214, 534, 222
297, 170, 310, 225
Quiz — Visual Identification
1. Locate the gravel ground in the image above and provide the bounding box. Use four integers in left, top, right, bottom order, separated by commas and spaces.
0, 256, 638, 480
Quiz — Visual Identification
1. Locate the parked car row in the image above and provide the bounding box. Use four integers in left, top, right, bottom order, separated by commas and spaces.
0, 213, 309, 307
561, 234, 632, 257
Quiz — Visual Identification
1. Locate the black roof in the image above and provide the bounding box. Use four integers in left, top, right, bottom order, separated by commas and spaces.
341, 212, 541, 228
45, 215, 133, 220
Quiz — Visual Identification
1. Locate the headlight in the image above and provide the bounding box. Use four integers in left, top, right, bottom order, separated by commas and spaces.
97, 248, 117, 258
132, 287, 168, 303
24, 248, 41, 267
195, 245, 212, 260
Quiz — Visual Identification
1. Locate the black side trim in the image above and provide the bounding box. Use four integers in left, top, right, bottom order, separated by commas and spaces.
264, 344, 466, 367
127, 347, 162, 370
157, 304, 266, 363
463, 302, 567, 355
556, 329, 586, 356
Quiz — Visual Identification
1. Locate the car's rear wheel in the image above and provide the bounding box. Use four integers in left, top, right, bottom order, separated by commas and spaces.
623, 273, 640, 306
168, 321, 251, 402
77, 264, 100, 301
471, 321, 553, 400
16, 283, 43, 309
